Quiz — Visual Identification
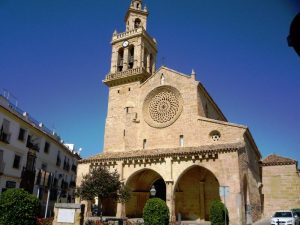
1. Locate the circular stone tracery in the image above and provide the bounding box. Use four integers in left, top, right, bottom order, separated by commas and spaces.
143, 86, 183, 128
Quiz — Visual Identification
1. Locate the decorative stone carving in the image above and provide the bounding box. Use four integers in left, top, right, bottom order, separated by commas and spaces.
143, 86, 183, 128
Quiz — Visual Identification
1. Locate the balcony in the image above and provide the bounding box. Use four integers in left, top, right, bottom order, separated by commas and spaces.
103, 67, 151, 87
0, 162, 5, 175
20, 167, 36, 193
0, 131, 11, 144
26, 137, 40, 152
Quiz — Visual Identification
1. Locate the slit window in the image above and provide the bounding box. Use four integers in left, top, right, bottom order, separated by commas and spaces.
143, 139, 147, 149
179, 135, 184, 147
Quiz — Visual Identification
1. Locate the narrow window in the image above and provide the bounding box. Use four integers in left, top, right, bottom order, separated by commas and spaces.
18, 128, 26, 141
117, 90, 120, 93
161, 74, 165, 85
143, 139, 147, 149
0, 150, 3, 162
128, 46, 134, 69
117, 48, 124, 72
128, 87, 131, 91
13, 155, 21, 169
44, 142, 50, 153
123, 129, 126, 137
0, 119, 11, 143
134, 18, 141, 28
179, 135, 184, 147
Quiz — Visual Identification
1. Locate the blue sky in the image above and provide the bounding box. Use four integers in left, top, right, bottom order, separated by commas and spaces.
1, 0, 300, 162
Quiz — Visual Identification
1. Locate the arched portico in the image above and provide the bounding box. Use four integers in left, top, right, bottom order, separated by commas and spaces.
125, 168, 166, 218
174, 165, 220, 221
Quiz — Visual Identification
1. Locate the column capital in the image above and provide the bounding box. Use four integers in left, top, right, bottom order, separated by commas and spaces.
165, 180, 174, 185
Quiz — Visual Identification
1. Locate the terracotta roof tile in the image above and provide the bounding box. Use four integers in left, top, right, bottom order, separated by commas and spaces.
262, 154, 297, 166
79, 142, 245, 163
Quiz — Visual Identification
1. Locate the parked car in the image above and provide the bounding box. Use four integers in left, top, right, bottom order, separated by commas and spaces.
271, 210, 299, 225
292, 209, 300, 218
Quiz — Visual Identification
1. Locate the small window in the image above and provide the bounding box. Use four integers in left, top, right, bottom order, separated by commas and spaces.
44, 142, 50, 153
13, 155, 21, 169
179, 135, 184, 147
210, 130, 221, 141
123, 129, 126, 137
143, 139, 147, 149
161, 74, 165, 85
128, 87, 131, 91
18, 128, 26, 141
117, 90, 120, 93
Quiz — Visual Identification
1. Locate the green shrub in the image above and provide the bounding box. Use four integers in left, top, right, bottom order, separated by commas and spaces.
0, 188, 40, 225
143, 198, 169, 225
209, 200, 229, 225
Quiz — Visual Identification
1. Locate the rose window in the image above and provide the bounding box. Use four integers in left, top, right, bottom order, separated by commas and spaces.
143, 86, 183, 128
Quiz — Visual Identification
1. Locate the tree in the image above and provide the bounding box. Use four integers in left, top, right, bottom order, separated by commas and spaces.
0, 188, 40, 225
143, 198, 169, 225
209, 200, 229, 225
76, 166, 131, 220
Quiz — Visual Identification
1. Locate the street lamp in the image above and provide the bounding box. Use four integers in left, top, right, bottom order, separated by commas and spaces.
150, 185, 156, 197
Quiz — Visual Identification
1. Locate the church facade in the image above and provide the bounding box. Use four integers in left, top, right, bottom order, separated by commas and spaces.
77, 0, 263, 224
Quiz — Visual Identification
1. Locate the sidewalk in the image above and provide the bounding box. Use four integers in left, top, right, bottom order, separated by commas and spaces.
253, 217, 270, 225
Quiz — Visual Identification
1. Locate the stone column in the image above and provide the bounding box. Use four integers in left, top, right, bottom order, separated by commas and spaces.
123, 48, 129, 70
116, 161, 125, 218
166, 181, 176, 223
199, 181, 205, 219
110, 50, 117, 73
146, 54, 150, 73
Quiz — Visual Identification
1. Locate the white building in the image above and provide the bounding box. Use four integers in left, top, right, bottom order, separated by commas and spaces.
0, 95, 81, 217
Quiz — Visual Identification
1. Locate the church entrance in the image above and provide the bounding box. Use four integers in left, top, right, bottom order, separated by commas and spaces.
175, 166, 220, 221
125, 169, 166, 218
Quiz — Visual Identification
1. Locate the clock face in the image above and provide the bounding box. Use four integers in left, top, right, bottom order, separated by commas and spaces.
122, 41, 129, 48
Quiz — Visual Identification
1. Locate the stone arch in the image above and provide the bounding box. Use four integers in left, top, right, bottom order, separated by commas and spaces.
117, 48, 124, 72
174, 165, 220, 221
134, 18, 141, 28
128, 45, 135, 69
125, 168, 166, 218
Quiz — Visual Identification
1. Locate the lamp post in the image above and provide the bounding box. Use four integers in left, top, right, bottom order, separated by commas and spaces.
150, 185, 156, 198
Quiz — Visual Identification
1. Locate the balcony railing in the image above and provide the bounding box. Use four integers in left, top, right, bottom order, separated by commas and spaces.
104, 67, 150, 83
0, 131, 11, 144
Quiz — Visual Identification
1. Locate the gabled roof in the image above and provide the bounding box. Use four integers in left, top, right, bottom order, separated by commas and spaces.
262, 154, 297, 166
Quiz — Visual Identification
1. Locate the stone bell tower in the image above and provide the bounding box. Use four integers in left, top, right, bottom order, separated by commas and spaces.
103, 0, 157, 152
103, 0, 157, 87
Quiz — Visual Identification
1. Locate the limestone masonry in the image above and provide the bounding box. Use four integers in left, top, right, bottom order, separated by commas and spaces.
77, 0, 300, 224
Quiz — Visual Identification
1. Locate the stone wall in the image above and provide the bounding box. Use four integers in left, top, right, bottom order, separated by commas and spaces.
262, 164, 300, 216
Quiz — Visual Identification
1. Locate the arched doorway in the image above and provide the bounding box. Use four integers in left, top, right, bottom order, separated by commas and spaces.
126, 169, 166, 218
175, 166, 220, 221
